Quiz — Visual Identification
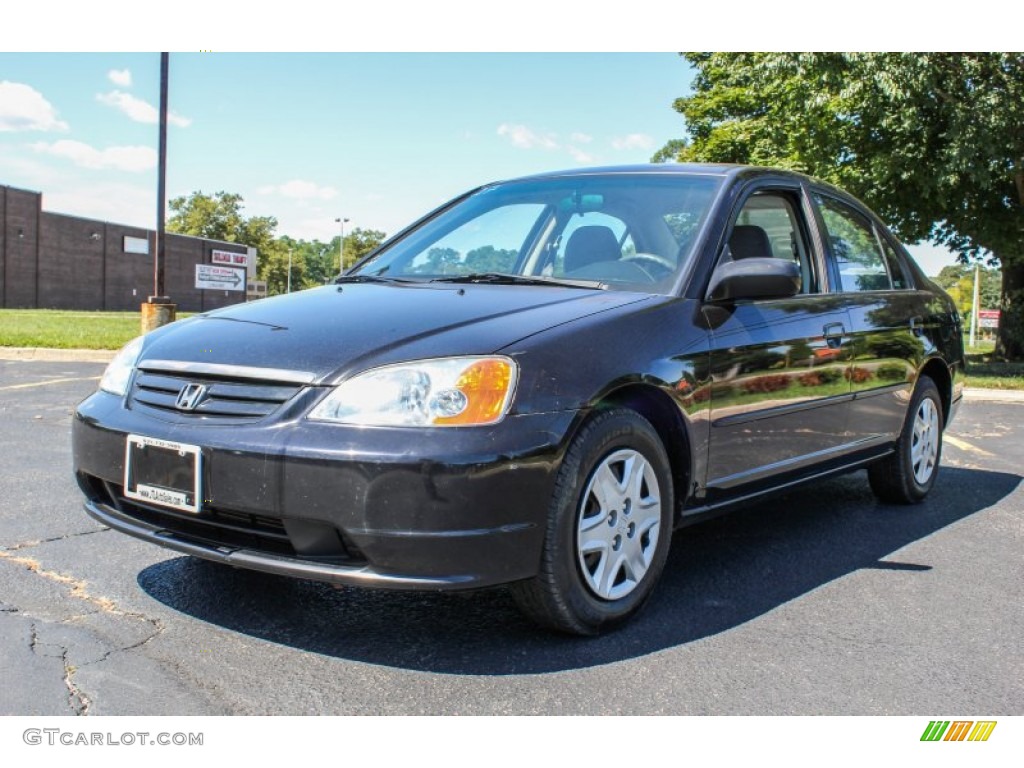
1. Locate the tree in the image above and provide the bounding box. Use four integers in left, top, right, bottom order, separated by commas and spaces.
338, 228, 387, 270
167, 191, 245, 241
168, 190, 305, 295
658, 53, 1024, 360
167, 190, 284, 290
935, 264, 1002, 318
465, 245, 517, 273
167, 192, 388, 294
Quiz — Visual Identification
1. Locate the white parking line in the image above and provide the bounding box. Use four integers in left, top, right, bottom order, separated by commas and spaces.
944, 435, 996, 457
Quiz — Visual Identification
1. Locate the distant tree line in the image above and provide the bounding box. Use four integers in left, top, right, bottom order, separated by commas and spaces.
166, 191, 386, 296
934, 264, 1002, 322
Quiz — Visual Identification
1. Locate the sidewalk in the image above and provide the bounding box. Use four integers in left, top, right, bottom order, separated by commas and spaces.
963, 387, 1024, 403
0, 346, 116, 363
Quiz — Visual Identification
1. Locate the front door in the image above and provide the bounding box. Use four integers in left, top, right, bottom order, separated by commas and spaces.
703, 188, 854, 497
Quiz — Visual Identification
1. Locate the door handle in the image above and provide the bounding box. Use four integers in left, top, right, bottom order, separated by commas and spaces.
910, 316, 924, 337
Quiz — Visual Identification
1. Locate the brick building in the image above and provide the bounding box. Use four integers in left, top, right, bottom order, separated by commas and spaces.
0, 184, 251, 312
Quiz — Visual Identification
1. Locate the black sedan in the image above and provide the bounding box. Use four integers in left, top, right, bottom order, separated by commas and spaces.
73, 164, 964, 635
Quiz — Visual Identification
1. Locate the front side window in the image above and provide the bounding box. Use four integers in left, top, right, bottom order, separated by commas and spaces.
815, 194, 892, 292
723, 191, 818, 294
351, 174, 723, 294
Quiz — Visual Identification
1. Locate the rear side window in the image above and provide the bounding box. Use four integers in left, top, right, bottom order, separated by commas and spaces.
880, 238, 910, 290
815, 195, 892, 292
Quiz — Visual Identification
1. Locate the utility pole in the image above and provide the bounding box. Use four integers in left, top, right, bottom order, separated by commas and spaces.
142, 52, 176, 332
335, 216, 349, 276
969, 262, 980, 348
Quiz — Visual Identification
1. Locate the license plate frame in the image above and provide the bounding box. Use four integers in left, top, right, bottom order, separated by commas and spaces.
123, 434, 202, 514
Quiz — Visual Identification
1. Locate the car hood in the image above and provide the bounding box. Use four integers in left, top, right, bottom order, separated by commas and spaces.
139, 283, 652, 383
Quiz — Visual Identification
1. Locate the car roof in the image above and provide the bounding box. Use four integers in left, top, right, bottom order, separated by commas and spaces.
502, 163, 816, 185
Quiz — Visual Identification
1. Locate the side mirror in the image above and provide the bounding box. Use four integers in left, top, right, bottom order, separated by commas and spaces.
706, 258, 800, 302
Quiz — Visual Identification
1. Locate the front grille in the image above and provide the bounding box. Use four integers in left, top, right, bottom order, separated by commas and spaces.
130, 370, 302, 419
80, 474, 364, 564
123, 496, 297, 556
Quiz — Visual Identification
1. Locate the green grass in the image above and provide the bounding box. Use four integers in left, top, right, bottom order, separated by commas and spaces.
0, 309, 190, 350
964, 344, 1024, 390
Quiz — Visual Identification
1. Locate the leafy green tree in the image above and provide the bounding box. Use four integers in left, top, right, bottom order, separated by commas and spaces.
167, 191, 245, 241
168, 190, 286, 291
465, 245, 517, 273
168, 192, 387, 293
658, 53, 1024, 359
935, 265, 1002, 317
335, 228, 387, 271
424, 247, 460, 273
278, 236, 336, 288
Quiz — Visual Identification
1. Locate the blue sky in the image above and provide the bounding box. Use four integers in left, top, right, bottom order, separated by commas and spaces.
0, 52, 960, 275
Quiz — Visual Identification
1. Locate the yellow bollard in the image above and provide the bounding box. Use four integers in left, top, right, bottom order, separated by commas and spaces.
140, 299, 177, 333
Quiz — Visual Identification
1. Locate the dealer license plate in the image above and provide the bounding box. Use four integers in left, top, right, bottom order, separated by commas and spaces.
124, 434, 202, 514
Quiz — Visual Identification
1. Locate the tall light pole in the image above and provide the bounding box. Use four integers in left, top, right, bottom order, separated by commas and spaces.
286, 249, 293, 293
141, 52, 176, 333
335, 217, 349, 276
969, 261, 980, 348
155, 52, 168, 299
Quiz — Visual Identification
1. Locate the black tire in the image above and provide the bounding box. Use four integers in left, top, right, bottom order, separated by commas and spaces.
510, 408, 674, 635
868, 376, 944, 504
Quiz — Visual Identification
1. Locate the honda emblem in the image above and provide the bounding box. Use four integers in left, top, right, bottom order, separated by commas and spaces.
174, 383, 208, 412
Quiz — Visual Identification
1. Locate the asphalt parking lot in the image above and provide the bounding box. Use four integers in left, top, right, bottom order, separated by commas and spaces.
1, 358, 1021, 715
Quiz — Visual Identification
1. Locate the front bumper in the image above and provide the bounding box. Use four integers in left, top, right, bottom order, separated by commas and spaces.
73, 391, 575, 590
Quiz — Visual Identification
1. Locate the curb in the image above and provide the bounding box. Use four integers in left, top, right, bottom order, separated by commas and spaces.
963, 387, 1024, 404
0, 347, 116, 363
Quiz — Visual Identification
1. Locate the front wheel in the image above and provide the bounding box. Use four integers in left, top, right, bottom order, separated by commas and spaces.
510, 408, 674, 635
868, 376, 943, 504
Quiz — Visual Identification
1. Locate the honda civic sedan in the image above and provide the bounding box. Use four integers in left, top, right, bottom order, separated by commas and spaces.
73, 164, 964, 635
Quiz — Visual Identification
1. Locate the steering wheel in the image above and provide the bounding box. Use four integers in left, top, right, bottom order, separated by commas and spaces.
622, 252, 676, 280
565, 259, 659, 284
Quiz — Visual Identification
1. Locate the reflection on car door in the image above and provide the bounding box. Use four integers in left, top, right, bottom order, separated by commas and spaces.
814, 193, 928, 445
703, 188, 854, 497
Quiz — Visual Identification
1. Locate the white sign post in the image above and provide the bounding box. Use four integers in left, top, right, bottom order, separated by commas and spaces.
195, 264, 246, 292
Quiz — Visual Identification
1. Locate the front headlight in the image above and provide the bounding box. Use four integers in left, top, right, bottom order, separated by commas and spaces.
99, 335, 144, 396
309, 356, 518, 427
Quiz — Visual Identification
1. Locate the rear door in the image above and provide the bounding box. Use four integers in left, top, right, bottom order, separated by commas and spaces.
813, 192, 928, 445
703, 183, 855, 497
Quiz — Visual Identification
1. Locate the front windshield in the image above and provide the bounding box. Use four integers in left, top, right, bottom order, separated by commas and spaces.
350, 173, 723, 294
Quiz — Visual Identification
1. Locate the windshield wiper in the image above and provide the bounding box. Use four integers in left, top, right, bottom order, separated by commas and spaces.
333, 274, 420, 285
429, 273, 605, 289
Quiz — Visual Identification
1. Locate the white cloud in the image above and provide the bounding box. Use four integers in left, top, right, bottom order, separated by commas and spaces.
44, 181, 155, 229
0, 81, 69, 132
570, 132, 593, 144
611, 133, 654, 151
257, 180, 339, 201
96, 90, 191, 127
108, 69, 132, 87
497, 123, 558, 150
567, 145, 595, 164
31, 140, 156, 172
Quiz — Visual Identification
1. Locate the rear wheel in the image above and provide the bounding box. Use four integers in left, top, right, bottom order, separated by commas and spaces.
868, 376, 943, 504
511, 408, 674, 635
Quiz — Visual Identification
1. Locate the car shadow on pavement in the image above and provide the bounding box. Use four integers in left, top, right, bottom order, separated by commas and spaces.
137, 466, 1020, 675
